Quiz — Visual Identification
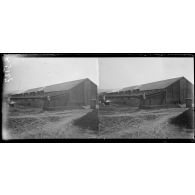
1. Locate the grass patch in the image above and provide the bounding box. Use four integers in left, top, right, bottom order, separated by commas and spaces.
73, 109, 99, 131
6, 117, 46, 134
8, 106, 43, 116
47, 116, 61, 122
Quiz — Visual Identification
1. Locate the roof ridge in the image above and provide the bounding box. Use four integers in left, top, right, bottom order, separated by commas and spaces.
44, 78, 87, 88
138, 76, 183, 86
121, 76, 185, 91
22, 78, 88, 93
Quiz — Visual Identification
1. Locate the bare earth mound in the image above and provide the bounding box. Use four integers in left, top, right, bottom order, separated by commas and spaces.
170, 108, 194, 129
73, 109, 99, 131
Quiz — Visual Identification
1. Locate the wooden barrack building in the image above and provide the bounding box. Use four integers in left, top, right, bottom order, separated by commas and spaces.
10, 78, 97, 110
105, 77, 194, 107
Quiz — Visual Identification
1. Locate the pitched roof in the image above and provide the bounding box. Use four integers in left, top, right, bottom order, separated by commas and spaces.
4, 89, 27, 96
23, 78, 88, 94
44, 78, 87, 92
25, 87, 45, 93
120, 77, 184, 92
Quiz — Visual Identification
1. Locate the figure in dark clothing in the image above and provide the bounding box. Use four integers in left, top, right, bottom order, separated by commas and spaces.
43, 96, 50, 110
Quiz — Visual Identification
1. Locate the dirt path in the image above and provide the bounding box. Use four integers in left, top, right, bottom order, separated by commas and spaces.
99, 107, 193, 139
4, 105, 194, 139
4, 109, 92, 139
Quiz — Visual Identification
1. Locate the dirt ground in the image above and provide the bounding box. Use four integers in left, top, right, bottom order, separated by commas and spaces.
99, 105, 194, 139
3, 103, 194, 140
3, 104, 99, 139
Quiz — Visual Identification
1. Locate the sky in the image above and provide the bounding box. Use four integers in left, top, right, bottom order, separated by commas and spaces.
99, 57, 194, 90
3, 56, 194, 93
4, 55, 99, 93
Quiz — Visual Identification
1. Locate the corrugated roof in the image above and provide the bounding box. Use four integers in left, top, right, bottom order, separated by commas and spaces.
120, 77, 183, 92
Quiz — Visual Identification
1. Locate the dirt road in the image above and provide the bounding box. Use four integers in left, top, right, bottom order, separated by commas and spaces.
99, 106, 194, 139
3, 104, 194, 139
4, 107, 97, 139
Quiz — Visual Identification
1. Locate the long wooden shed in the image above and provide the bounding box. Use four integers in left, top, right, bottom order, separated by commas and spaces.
10, 78, 97, 109
105, 77, 194, 107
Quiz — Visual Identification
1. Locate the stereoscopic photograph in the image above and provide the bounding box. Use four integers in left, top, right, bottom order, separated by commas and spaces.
2, 54, 194, 141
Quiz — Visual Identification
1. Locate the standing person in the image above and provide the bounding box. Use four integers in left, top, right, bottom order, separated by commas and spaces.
43, 96, 50, 110
139, 93, 146, 108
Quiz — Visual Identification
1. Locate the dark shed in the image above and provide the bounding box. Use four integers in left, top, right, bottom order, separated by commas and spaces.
106, 77, 194, 107
10, 78, 97, 109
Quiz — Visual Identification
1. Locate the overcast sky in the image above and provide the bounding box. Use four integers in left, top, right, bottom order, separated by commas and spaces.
4, 55, 99, 93
99, 57, 194, 90
4, 56, 194, 93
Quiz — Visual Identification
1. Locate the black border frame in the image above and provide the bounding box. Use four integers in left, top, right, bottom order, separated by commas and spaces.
1, 53, 194, 143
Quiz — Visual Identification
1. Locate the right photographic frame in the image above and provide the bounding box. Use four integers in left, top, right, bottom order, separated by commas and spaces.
98, 55, 194, 141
